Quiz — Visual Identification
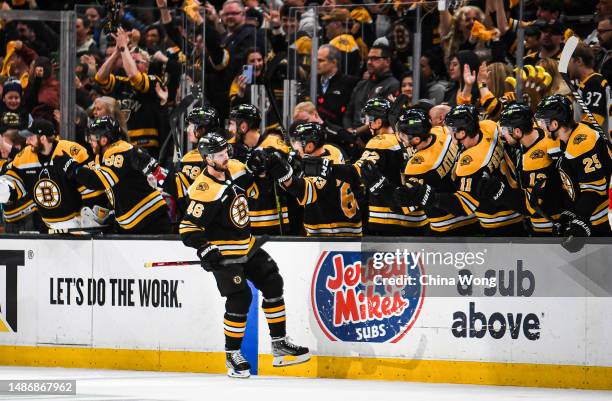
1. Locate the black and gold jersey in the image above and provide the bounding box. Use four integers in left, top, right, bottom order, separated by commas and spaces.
558, 123, 611, 231
247, 133, 291, 235
3, 140, 93, 226
73, 140, 168, 232
0, 158, 36, 223
357, 130, 428, 234
95, 72, 164, 153
449, 120, 524, 232
518, 131, 564, 233
403, 131, 478, 233
577, 72, 609, 128
180, 159, 256, 256
284, 144, 362, 237
163, 149, 204, 217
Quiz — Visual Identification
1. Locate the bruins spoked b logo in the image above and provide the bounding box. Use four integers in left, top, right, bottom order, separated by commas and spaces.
230, 194, 249, 228
34, 178, 61, 208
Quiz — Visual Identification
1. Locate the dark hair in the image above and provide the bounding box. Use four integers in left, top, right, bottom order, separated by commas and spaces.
573, 43, 595, 68
243, 47, 264, 64
280, 4, 301, 19
77, 14, 91, 29
371, 44, 392, 59
423, 47, 447, 79
536, 0, 562, 13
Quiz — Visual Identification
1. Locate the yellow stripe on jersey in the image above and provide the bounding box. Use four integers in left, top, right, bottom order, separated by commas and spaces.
591, 201, 609, 226
579, 178, 607, 195
3, 199, 36, 222
210, 236, 255, 256
43, 211, 80, 223
428, 213, 478, 232
455, 191, 479, 214
476, 210, 523, 228
115, 191, 166, 230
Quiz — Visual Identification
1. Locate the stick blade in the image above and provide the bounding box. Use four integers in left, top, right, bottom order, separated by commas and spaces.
559, 36, 579, 74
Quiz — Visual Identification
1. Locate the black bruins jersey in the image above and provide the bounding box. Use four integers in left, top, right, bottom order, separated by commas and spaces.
448, 121, 524, 233
357, 129, 428, 235
180, 159, 256, 256
284, 144, 362, 237
95, 72, 164, 153
0, 158, 36, 224
558, 123, 612, 233
403, 131, 479, 233
74, 140, 168, 232
246, 133, 290, 235
3, 140, 100, 227
577, 72, 609, 128
518, 131, 564, 233
163, 149, 204, 217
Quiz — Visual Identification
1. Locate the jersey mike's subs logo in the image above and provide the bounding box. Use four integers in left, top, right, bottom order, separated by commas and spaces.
311, 251, 424, 343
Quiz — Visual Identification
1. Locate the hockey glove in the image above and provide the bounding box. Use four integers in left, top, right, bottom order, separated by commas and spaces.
267, 151, 293, 183
560, 214, 591, 253
302, 157, 332, 179
197, 243, 222, 271
54, 152, 79, 180
553, 210, 576, 236
246, 148, 268, 176
360, 160, 389, 195
393, 182, 437, 209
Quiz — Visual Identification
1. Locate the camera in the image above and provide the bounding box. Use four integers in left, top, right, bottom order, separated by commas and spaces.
101, 0, 123, 35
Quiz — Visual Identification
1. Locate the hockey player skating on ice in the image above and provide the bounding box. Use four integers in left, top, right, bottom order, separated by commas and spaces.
179, 133, 310, 378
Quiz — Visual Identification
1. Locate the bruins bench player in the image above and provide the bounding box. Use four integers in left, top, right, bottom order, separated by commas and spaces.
498, 103, 564, 235
228, 104, 290, 234
271, 121, 362, 236
0, 119, 106, 231
179, 134, 309, 378
535, 95, 612, 245
395, 105, 525, 235
164, 106, 221, 218
57, 117, 171, 234
393, 108, 480, 235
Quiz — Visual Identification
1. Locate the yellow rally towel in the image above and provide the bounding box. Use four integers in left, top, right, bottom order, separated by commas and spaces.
471, 20, 496, 42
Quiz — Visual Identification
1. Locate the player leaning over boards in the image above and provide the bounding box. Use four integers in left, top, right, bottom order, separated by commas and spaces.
496, 103, 565, 235
56, 116, 171, 234
395, 105, 526, 235
391, 108, 480, 235
179, 134, 309, 378
534, 95, 612, 243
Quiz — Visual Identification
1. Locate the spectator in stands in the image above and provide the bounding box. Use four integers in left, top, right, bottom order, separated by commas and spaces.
344, 44, 399, 129
142, 24, 165, 54
0, 79, 29, 134
95, 27, 166, 158
421, 48, 448, 104
444, 50, 480, 106
221, 0, 265, 80
596, 15, 612, 82
229, 47, 265, 106
15, 21, 49, 57
439, 5, 486, 61
76, 16, 99, 57
84, 7, 102, 45
92, 96, 128, 137
524, 21, 564, 65
24, 57, 60, 110
316, 44, 358, 128
0, 40, 37, 86
536, 58, 571, 96
322, 8, 362, 77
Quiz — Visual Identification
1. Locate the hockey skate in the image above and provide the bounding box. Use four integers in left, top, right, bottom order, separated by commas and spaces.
226, 350, 251, 378
271, 337, 311, 367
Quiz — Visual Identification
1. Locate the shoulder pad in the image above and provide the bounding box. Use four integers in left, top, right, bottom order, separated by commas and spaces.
322, 144, 345, 164
455, 123, 501, 177
404, 132, 456, 175
366, 133, 401, 151
258, 134, 289, 153
182, 149, 203, 163
188, 174, 225, 203
228, 159, 248, 180
103, 140, 133, 158
11, 146, 40, 169
565, 124, 598, 160
522, 136, 555, 171
55, 140, 88, 163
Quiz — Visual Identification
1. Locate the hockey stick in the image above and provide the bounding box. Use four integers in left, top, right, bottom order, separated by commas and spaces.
144, 235, 269, 268
558, 36, 608, 142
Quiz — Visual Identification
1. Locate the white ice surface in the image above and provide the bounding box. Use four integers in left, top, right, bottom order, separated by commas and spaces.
0, 367, 610, 401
